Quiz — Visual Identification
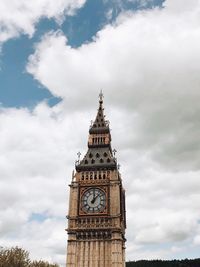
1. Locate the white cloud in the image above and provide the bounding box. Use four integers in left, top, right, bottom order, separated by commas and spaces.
27, 0, 200, 171
1, 0, 200, 264
1, 103, 200, 264
0, 103, 92, 266
0, 0, 86, 43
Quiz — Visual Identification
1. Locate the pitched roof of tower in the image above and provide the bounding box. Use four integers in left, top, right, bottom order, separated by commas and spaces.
89, 91, 110, 134
76, 91, 117, 172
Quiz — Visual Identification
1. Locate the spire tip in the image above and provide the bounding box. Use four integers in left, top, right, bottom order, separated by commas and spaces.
99, 90, 104, 103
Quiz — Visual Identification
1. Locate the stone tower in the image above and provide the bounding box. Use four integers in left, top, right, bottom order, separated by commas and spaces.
66, 92, 126, 267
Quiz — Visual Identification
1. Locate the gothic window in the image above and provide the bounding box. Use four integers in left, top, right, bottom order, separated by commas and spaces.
85, 159, 88, 164
100, 158, 104, 163
81, 173, 84, 180
107, 158, 111, 163
96, 153, 100, 158
91, 159, 95, 164
89, 153, 93, 158
104, 152, 107, 157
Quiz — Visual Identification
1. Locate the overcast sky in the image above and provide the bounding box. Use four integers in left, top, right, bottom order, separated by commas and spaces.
1, 0, 200, 266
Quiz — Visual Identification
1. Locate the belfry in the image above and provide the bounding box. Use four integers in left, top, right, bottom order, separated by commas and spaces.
66, 92, 126, 267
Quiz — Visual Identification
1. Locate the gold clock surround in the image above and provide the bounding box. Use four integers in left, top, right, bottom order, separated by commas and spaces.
79, 186, 109, 216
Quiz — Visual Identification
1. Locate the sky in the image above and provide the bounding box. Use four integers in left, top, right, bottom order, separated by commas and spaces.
1, 0, 200, 266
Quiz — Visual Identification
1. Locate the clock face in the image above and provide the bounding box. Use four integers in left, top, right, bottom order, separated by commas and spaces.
81, 188, 106, 214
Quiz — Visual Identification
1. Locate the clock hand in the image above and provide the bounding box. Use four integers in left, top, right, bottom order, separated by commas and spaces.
93, 189, 95, 198
91, 194, 99, 204
91, 189, 96, 203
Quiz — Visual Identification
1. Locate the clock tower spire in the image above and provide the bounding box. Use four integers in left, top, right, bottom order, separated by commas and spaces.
66, 92, 126, 267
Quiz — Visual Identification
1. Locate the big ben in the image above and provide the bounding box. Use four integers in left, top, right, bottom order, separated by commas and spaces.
66, 92, 126, 267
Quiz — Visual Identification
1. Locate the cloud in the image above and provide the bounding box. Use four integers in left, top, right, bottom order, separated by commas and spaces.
0, 0, 86, 43
27, 0, 200, 172
1, 0, 200, 264
0, 103, 92, 265
1, 103, 200, 264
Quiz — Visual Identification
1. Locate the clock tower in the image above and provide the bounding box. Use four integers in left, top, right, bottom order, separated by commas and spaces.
66, 92, 126, 267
